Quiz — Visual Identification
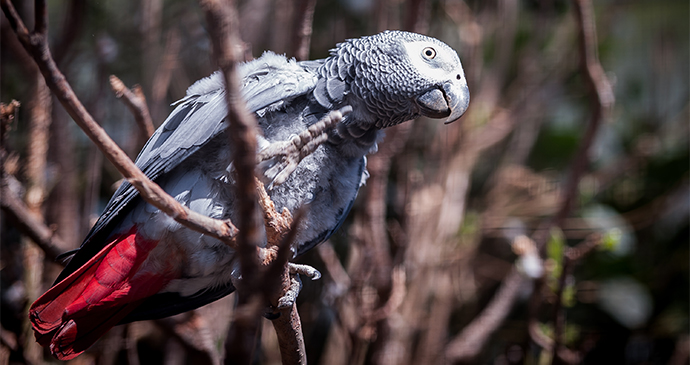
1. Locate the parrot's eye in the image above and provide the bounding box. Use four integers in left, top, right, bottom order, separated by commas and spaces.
422, 47, 436, 59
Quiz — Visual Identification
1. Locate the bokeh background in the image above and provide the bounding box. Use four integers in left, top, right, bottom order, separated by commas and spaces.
1, 0, 688, 364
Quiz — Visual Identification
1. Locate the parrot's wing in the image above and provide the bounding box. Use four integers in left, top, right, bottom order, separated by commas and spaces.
58, 53, 319, 281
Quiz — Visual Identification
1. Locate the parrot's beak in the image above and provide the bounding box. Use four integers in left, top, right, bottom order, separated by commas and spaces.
416, 79, 469, 124
441, 79, 470, 125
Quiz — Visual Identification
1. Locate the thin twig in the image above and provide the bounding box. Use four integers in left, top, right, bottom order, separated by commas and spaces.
551, 234, 602, 365
1, 0, 240, 250
109, 75, 155, 138
550, 1, 613, 362
552, 0, 614, 229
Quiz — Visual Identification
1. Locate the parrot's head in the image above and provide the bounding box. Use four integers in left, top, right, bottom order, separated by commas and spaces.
319, 30, 470, 130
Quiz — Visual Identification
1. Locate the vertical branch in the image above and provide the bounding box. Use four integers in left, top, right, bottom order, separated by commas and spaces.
53, 0, 85, 66
270, 0, 295, 55
47, 96, 81, 248
197, 1, 264, 363
198, 0, 261, 285
291, 0, 317, 61
21, 14, 52, 362
553, 0, 614, 227
549, 1, 613, 362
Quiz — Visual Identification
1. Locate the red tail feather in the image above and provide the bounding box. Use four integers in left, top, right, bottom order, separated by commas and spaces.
29, 227, 172, 360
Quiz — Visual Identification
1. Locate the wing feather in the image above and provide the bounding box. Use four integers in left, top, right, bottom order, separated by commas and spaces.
58, 52, 319, 282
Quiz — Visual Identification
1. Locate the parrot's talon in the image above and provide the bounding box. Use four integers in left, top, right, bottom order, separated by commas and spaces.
288, 263, 321, 281
256, 107, 352, 188
272, 264, 320, 310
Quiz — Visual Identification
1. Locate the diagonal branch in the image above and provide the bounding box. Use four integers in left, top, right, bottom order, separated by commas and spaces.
1, 178, 64, 263
109, 75, 155, 138
1, 0, 240, 250
445, 266, 526, 361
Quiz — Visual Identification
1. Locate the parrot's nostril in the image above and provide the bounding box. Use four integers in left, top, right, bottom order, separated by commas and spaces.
456, 74, 462, 80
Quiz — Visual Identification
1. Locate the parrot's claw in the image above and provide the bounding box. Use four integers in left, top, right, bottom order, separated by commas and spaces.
257, 106, 352, 189
268, 263, 321, 315
288, 263, 321, 281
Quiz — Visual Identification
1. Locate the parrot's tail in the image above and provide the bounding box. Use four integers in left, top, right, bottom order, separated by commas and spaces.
28, 228, 169, 360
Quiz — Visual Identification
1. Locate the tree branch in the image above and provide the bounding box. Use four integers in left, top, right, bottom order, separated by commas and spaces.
552, 0, 614, 227
1, 0, 240, 250
291, 0, 317, 61
1, 178, 64, 263
198, 1, 309, 364
445, 266, 526, 361
549, 1, 613, 362
109, 75, 155, 138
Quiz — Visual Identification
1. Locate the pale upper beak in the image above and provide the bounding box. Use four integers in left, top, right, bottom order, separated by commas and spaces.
415, 75, 470, 124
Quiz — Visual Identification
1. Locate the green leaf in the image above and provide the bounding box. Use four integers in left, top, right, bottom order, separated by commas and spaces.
600, 228, 623, 252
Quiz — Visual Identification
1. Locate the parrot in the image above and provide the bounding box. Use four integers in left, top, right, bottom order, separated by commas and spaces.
29, 30, 469, 360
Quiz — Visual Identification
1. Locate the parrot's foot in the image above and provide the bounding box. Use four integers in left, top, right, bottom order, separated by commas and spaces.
288, 263, 321, 281
264, 263, 321, 319
276, 274, 302, 309
257, 106, 352, 189
276, 263, 321, 309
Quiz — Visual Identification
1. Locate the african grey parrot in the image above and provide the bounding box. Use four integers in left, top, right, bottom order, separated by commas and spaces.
29, 30, 469, 360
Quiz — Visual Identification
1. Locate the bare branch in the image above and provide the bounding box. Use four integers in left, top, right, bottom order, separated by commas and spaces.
1, 178, 64, 263
109, 75, 155, 138
548, 1, 613, 362
291, 0, 317, 61
0, 100, 20, 129
152, 28, 182, 102
266, 209, 308, 365
551, 233, 602, 365
1, 0, 240, 250
445, 266, 527, 362
552, 0, 614, 228
197, 1, 277, 363
0, 0, 28, 36
198, 0, 261, 278
155, 314, 219, 365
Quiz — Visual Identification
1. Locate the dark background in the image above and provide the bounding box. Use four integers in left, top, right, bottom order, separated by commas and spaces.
1, 0, 688, 364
